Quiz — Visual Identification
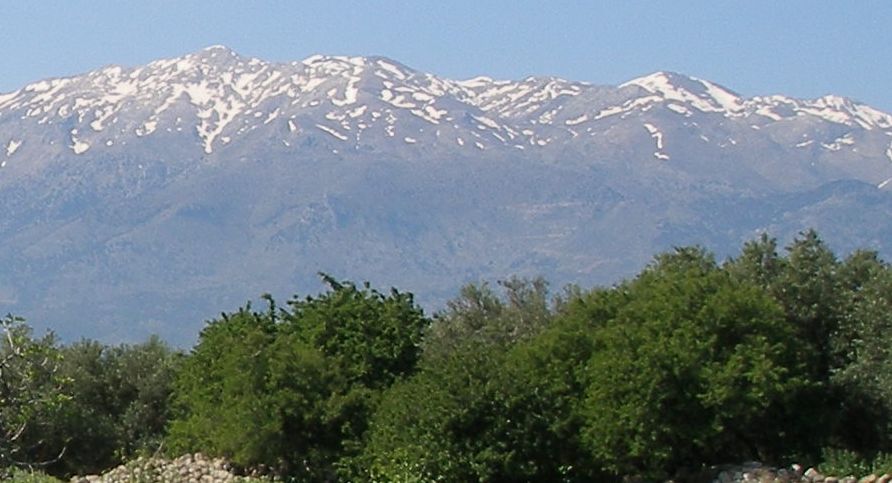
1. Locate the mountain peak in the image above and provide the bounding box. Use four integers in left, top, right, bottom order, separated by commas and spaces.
620, 71, 743, 114
183, 45, 244, 62
201, 44, 234, 53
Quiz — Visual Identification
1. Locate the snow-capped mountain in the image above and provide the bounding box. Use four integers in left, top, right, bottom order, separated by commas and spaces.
2, 46, 891, 344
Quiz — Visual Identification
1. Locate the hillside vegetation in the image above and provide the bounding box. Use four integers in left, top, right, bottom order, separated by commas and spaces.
2, 230, 891, 481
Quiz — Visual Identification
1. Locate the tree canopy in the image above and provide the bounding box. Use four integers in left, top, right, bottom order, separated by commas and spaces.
3, 233, 892, 481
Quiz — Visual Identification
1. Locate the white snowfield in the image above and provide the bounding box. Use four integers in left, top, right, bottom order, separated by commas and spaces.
0, 46, 890, 162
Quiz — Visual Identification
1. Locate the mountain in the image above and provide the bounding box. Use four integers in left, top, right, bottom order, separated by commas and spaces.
2, 46, 891, 344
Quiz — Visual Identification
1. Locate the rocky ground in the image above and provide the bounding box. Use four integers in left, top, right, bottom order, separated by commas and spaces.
697, 461, 892, 483
65, 455, 892, 482
69, 454, 270, 483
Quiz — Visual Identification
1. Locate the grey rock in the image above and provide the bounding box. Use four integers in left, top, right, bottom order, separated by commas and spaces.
805, 467, 825, 481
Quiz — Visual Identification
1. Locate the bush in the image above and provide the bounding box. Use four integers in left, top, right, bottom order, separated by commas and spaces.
580, 248, 809, 479
353, 280, 605, 482
0, 316, 70, 473
3, 468, 61, 483
167, 278, 429, 480
36, 336, 180, 477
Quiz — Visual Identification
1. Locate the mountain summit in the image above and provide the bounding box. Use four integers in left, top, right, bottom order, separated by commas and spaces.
1, 47, 891, 343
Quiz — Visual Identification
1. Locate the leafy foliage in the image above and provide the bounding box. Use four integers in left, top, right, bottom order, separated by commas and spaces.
38, 337, 180, 477
354, 278, 608, 482
579, 248, 807, 479
0, 315, 70, 476
167, 276, 429, 480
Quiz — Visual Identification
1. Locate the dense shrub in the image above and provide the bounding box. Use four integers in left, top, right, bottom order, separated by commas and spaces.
579, 248, 808, 479
166, 277, 429, 480
0, 316, 69, 477
42, 337, 180, 476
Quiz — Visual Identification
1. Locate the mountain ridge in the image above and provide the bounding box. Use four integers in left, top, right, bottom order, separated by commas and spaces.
2, 46, 890, 165
1, 46, 891, 344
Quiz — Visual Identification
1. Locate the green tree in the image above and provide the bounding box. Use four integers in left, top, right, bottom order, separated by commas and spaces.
726, 232, 785, 292
778, 230, 842, 378
354, 278, 606, 482
0, 316, 70, 476
422, 277, 552, 362
830, 256, 892, 453
167, 305, 282, 467
167, 277, 428, 480
38, 336, 180, 477
580, 247, 807, 479
358, 342, 504, 482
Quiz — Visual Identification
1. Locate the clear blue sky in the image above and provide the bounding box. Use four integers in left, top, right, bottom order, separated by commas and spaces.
1, 1, 890, 112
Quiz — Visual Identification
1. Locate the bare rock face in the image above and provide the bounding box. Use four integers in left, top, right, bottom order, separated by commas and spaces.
2, 47, 892, 344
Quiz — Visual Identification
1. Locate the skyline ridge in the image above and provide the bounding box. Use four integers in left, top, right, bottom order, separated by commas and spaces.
3, 45, 890, 118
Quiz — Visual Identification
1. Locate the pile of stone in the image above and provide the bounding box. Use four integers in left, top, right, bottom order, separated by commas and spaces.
708, 461, 892, 483
67, 455, 892, 483
69, 453, 268, 483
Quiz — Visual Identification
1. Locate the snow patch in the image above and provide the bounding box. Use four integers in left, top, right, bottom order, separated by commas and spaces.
410, 107, 442, 124
376, 60, 406, 80
404, 137, 417, 144
594, 105, 625, 120
264, 109, 280, 124
411, 92, 434, 102
425, 105, 446, 120
565, 114, 589, 126
755, 106, 783, 121
385, 94, 416, 109
0, 90, 19, 109
457, 76, 495, 88
643, 123, 668, 158
537, 109, 558, 125
70, 136, 90, 154
474, 115, 501, 130
302, 77, 325, 93
138, 120, 158, 136
347, 105, 368, 118
6, 140, 22, 156
331, 76, 360, 107
666, 104, 690, 116
315, 124, 347, 141
820, 134, 854, 151
700, 78, 743, 112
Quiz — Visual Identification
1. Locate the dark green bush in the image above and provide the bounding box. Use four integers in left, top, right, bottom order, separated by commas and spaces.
167, 277, 429, 480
